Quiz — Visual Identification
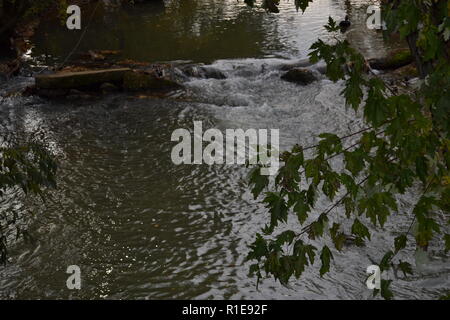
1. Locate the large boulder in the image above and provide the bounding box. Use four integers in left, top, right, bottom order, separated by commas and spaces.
280, 68, 317, 85
368, 49, 413, 71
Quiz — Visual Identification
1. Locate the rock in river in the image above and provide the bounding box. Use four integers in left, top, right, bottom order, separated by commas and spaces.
280, 68, 317, 85
181, 65, 226, 79
123, 70, 183, 91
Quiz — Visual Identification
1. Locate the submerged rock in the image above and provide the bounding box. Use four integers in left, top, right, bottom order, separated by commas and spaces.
36, 88, 69, 99
280, 68, 317, 85
368, 49, 413, 70
100, 82, 119, 93
181, 65, 226, 79
66, 89, 93, 100
123, 70, 183, 91
201, 66, 227, 79
315, 63, 327, 75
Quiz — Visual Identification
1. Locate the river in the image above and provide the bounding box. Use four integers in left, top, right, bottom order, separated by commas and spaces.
0, 0, 448, 299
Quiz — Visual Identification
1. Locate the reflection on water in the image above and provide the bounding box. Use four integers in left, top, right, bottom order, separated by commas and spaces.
31, 0, 401, 65
1, 0, 448, 299
31, 0, 344, 63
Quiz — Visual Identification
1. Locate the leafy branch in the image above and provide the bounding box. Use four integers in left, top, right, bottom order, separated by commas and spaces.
246, 0, 449, 299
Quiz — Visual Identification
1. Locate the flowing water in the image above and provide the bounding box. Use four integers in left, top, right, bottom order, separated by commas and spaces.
0, 0, 448, 299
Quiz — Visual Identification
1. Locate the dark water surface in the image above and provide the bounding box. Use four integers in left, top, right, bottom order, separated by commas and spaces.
0, 0, 448, 299
30, 0, 393, 63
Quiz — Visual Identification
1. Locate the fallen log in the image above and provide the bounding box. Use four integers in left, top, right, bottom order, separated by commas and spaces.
368, 49, 413, 71
35, 68, 131, 89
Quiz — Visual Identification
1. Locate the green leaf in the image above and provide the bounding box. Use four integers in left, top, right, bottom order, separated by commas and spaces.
351, 219, 371, 241
294, 196, 309, 225
248, 263, 260, 277
380, 279, 394, 300
317, 133, 342, 156
392, 1, 421, 39
248, 166, 269, 199
341, 197, 354, 219
397, 260, 413, 278
263, 192, 289, 232
293, 240, 317, 279
394, 234, 407, 253
330, 223, 346, 251
379, 250, 394, 272
416, 217, 440, 249
326, 58, 346, 81
330, 222, 340, 239
319, 245, 333, 277
306, 183, 317, 207
344, 149, 365, 176
308, 214, 328, 240
322, 171, 341, 201
359, 192, 395, 228
246, 233, 268, 261
276, 230, 296, 246
342, 73, 364, 111
304, 244, 317, 265
340, 173, 358, 199
324, 16, 340, 32
418, 25, 441, 61
364, 78, 391, 127
304, 158, 321, 184
415, 156, 428, 184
